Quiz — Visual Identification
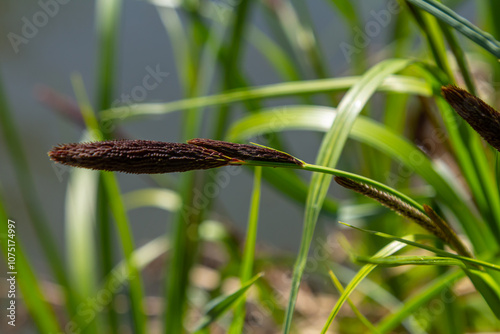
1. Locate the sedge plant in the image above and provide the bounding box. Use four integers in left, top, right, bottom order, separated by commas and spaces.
3, 1, 500, 333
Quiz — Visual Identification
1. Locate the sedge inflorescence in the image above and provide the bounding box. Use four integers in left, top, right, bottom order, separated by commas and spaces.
48, 138, 302, 174
334, 176, 472, 257
442, 85, 500, 152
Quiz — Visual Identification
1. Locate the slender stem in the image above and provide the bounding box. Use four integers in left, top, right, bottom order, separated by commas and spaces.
238, 160, 425, 213
301, 163, 424, 212
229, 166, 262, 333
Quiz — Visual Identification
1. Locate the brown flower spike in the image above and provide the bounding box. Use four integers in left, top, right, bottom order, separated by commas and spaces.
334, 176, 472, 257
188, 138, 303, 166
334, 176, 443, 237
442, 85, 500, 152
49, 140, 239, 174
49, 139, 303, 174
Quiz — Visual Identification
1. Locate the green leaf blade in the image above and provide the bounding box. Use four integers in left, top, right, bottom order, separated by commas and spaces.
194, 273, 262, 331
284, 58, 415, 333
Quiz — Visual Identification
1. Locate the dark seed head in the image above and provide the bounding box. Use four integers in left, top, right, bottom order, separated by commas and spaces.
187, 138, 303, 166
334, 176, 445, 240
335, 177, 473, 257
442, 85, 500, 152
48, 140, 237, 174
423, 204, 473, 258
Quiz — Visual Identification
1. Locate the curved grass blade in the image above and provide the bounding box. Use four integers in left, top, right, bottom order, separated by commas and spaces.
100, 75, 431, 121
374, 260, 500, 327
465, 268, 500, 318
406, 0, 500, 58
321, 235, 413, 333
340, 222, 500, 272
328, 270, 381, 334
376, 270, 463, 333
343, 222, 500, 319
355, 255, 465, 268
328, 263, 424, 333
123, 188, 181, 212
193, 273, 262, 332
284, 58, 415, 333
